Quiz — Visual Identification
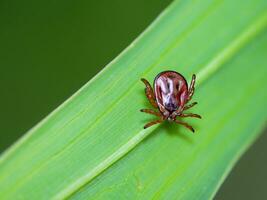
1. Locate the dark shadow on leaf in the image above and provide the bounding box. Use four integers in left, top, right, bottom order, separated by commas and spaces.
162, 121, 194, 144
141, 119, 194, 145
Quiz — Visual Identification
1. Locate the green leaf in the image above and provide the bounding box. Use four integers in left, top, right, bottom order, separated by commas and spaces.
1, 0, 267, 199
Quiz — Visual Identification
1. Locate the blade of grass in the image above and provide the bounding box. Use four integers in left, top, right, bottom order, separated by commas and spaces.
55, 11, 267, 199
0, 0, 267, 199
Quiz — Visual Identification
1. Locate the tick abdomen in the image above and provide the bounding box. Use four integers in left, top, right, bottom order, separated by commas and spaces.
154, 71, 188, 113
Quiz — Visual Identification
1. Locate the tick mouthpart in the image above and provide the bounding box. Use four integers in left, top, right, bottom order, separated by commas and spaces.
167, 114, 176, 121
167, 117, 173, 122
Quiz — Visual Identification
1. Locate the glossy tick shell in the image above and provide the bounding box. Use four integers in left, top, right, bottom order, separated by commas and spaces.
154, 71, 189, 114
140, 70, 201, 132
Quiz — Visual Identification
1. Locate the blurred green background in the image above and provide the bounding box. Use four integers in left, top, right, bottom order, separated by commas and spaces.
0, 0, 266, 199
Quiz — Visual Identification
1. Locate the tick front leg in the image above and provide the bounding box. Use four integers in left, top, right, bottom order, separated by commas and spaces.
179, 113, 202, 119
144, 119, 163, 129
187, 74, 196, 102
174, 120, 195, 132
183, 102, 197, 111
141, 78, 158, 108
140, 109, 161, 117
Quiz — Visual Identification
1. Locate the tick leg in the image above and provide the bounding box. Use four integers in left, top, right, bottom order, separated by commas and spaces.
187, 74, 196, 102
174, 120, 195, 133
179, 113, 202, 119
140, 109, 161, 117
183, 102, 197, 110
144, 119, 163, 129
141, 78, 158, 108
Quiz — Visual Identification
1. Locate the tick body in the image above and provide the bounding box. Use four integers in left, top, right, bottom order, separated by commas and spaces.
140, 70, 201, 132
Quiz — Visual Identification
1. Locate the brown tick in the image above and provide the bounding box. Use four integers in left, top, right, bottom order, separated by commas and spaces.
140, 70, 201, 132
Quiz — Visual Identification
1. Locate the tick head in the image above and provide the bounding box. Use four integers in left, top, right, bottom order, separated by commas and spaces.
165, 101, 177, 112
163, 95, 178, 112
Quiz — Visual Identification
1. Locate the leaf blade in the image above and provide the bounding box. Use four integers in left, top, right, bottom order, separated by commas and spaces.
0, 0, 267, 199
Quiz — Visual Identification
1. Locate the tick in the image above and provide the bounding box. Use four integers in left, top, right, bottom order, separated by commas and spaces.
140, 70, 201, 132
